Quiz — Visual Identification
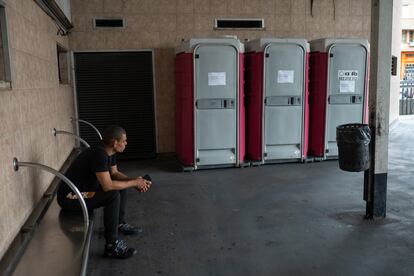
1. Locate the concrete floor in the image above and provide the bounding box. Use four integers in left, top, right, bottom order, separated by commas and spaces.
88, 118, 414, 276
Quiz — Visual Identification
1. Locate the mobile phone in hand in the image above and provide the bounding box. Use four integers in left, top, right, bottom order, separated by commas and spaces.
142, 174, 152, 182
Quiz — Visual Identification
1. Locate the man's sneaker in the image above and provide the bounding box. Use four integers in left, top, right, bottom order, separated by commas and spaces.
118, 223, 142, 235
104, 240, 137, 259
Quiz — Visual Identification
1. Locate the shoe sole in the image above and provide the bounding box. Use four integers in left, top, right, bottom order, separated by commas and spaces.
104, 248, 137, 259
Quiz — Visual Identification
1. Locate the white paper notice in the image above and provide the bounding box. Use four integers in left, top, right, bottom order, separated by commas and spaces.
277, 70, 294, 83
339, 80, 355, 93
208, 72, 226, 86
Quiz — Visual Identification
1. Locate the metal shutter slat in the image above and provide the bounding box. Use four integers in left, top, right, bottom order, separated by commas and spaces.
74, 52, 156, 159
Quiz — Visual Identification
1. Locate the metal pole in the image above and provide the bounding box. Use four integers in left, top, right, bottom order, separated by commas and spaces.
53, 128, 90, 148
71, 117, 103, 140
13, 158, 90, 276
12, 158, 90, 228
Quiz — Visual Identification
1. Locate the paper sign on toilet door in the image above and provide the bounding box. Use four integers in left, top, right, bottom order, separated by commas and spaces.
208, 72, 226, 86
277, 70, 294, 83
339, 80, 355, 93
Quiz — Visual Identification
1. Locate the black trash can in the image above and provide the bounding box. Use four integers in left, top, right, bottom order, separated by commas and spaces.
336, 123, 371, 172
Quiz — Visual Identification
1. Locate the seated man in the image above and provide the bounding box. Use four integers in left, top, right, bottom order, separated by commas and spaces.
57, 125, 151, 259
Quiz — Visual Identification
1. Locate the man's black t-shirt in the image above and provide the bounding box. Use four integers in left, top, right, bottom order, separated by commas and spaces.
57, 146, 116, 198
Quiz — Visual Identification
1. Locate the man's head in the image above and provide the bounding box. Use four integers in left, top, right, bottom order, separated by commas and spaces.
102, 125, 127, 153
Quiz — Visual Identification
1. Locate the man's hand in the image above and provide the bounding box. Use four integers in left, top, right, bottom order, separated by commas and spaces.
135, 177, 151, 192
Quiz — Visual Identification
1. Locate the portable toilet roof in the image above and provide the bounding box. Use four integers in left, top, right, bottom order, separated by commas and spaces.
310, 38, 369, 52
245, 38, 310, 53
175, 37, 245, 54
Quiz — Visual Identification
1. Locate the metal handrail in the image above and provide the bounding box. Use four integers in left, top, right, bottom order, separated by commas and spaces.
53, 128, 90, 148
13, 158, 90, 276
71, 117, 102, 140
12, 158, 90, 229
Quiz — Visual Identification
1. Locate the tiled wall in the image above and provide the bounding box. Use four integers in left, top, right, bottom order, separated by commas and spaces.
0, 0, 75, 259
69, 0, 372, 153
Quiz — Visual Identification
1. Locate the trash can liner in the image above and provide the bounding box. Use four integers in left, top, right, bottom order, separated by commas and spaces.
336, 124, 371, 144
336, 123, 371, 172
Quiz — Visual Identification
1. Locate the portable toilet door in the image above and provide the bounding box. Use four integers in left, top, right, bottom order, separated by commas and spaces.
309, 38, 369, 160
245, 39, 309, 164
194, 42, 241, 168
175, 38, 245, 170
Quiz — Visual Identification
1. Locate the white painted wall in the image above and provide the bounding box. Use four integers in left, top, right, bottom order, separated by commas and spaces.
390, 0, 402, 124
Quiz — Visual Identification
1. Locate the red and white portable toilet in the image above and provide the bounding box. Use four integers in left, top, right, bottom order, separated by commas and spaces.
175, 37, 245, 170
245, 38, 310, 164
308, 38, 369, 160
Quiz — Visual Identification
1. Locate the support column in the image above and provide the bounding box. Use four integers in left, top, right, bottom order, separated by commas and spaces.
365, 0, 394, 219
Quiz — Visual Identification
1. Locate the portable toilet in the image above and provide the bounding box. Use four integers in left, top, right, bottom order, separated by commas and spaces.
245, 38, 310, 164
175, 37, 245, 170
308, 38, 369, 160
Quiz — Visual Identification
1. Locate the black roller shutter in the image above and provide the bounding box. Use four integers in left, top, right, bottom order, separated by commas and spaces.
74, 51, 156, 159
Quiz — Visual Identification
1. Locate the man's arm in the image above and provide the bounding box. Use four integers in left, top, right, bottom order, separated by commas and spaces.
109, 165, 132, 181
110, 165, 151, 189
96, 171, 149, 192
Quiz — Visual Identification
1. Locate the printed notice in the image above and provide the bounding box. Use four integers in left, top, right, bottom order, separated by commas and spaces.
277, 70, 294, 83
338, 70, 359, 81
339, 80, 355, 93
208, 72, 226, 86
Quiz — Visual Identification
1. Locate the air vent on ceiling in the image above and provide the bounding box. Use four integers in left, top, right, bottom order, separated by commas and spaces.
215, 18, 264, 29
94, 18, 124, 28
